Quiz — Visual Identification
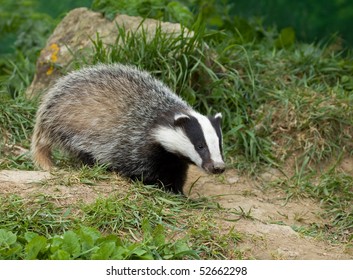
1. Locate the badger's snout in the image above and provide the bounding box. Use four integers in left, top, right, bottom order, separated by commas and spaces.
203, 161, 225, 174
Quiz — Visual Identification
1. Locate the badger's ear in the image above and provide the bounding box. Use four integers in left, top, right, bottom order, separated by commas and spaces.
210, 112, 222, 127
174, 113, 190, 126
214, 112, 222, 119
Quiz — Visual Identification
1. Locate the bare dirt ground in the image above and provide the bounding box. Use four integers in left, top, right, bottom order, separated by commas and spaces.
0, 163, 352, 260
185, 166, 352, 259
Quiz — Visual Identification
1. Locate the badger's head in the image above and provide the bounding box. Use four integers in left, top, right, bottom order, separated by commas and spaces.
153, 111, 225, 174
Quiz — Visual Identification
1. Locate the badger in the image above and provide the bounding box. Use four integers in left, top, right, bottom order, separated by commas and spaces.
31, 64, 225, 194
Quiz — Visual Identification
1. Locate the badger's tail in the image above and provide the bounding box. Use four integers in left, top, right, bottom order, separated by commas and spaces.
31, 121, 53, 171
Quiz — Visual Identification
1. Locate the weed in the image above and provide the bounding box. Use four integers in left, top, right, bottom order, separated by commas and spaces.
0, 195, 72, 237
0, 223, 198, 260
77, 181, 242, 259
230, 206, 254, 221
188, 223, 242, 259
291, 224, 326, 240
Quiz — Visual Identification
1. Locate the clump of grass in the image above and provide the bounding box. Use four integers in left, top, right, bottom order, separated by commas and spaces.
274, 160, 353, 243
0, 195, 72, 237
0, 94, 36, 169
265, 86, 353, 165
0, 56, 38, 170
250, 43, 353, 166
80, 179, 242, 259
0, 95, 36, 147
42, 164, 113, 187
189, 223, 243, 259
309, 170, 353, 242
81, 179, 199, 233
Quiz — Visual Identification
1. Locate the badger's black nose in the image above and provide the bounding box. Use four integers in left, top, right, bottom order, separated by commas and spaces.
204, 161, 225, 174
213, 165, 225, 174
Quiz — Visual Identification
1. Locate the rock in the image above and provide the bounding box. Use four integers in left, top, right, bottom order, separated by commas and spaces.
226, 173, 240, 184
0, 170, 50, 184
259, 167, 283, 182
26, 7, 187, 98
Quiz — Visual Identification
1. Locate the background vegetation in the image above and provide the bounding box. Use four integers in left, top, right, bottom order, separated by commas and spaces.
0, 0, 352, 259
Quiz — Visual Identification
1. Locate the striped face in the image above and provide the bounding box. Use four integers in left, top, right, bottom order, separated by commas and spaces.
153, 111, 225, 174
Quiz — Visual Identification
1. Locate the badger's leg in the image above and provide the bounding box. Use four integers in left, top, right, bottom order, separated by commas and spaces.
31, 141, 53, 170
31, 124, 54, 171
153, 156, 189, 195
126, 147, 189, 195
165, 163, 188, 194
77, 151, 96, 167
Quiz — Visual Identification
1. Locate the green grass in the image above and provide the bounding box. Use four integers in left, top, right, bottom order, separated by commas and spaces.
0, 95, 37, 169
0, 2, 353, 259
0, 195, 72, 237
272, 158, 353, 243
308, 170, 353, 242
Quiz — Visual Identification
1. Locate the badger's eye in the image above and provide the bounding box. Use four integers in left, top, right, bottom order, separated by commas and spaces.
197, 143, 205, 150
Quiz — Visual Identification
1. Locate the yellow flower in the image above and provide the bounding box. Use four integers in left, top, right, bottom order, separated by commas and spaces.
46, 43, 60, 75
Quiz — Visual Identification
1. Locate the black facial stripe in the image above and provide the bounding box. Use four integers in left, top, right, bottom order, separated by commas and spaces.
209, 116, 223, 155
180, 116, 211, 162
183, 116, 206, 145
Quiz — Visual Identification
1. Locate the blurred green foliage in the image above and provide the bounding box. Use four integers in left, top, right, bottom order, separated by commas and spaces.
0, 0, 52, 56
1, 0, 353, 60
231, 0, 353, 46
0, 0, 91, 97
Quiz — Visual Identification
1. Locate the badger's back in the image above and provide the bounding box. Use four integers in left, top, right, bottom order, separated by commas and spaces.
40, 64, 188, 132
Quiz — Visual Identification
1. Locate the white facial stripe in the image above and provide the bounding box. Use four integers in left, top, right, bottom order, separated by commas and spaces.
190, 111, 224, 164
153, 126, 203, 167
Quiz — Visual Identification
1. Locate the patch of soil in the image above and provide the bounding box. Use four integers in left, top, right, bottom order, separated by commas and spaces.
184, 166, 352, 259
0, 170, 129, 207
0, 167, 352, 260
339, 156, 353, 176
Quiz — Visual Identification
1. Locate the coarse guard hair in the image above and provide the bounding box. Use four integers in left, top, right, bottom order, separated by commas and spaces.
31, 63, 225, 194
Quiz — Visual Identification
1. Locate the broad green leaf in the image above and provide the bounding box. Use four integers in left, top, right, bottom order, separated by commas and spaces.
167, 2, 193, 26
1, 243, 22, 259
25, 236, 47, 260
49, 236, 63, 254
0, 229, 17, 247
50, 249, 70, 260
62, 231, 81, 257
77, 227, 101, 251
141, 219, 152, 238
152, 224, 165, 247
24, 232, 38, 243
91, 241, 116, 260
275, 27, 296, 48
